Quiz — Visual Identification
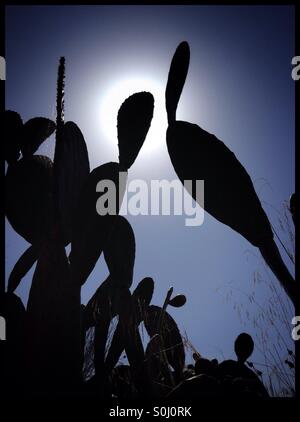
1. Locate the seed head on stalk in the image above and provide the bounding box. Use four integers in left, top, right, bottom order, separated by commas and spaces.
56, 56, 65, 130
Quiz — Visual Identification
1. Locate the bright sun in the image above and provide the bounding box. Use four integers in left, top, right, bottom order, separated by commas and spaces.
99, 76, 167, 158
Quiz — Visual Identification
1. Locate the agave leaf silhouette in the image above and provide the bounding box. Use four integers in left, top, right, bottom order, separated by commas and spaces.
70, 162, 127, 286
5, 155, 54, 244
2, 110, 23, 164
7, 246, 37, 294
117, 91, 154, 170
165, 41, 190, 125
21, 117, 56, 157
53, 121, 90, 243
166, 42, 297, 305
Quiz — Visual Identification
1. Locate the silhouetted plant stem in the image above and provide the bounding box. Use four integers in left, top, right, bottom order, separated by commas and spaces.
157, 287, 176, 387
56, 56, 65, 130
159, 286, 173, 329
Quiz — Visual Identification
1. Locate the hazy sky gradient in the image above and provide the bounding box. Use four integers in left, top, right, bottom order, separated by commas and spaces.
5, 5, 295, 381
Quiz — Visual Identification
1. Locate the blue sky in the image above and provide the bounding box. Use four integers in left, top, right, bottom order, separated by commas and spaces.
5, 5, 295, 390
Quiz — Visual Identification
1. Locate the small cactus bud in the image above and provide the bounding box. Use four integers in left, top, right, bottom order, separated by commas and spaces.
168, 294, 186, 308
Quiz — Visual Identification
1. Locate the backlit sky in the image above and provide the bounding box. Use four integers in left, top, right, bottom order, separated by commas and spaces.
5, 5, 295, 385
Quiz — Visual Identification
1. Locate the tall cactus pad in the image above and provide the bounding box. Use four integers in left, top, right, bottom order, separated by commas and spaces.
104, 277, 154, 373
70, 162, 126, 286
53, 121, 90, 244
21, 118, 56, 157
103, 216, 136, 289
167, 121, 297, 304
5, 155, 54, 244
132, 277, 154, 320
3, 110, 56, 162
84, 277, 118, 328
167, 121, 273, 246
165, 41, 190, 125
144, 305, 185, 374
26, 240, 81, 392
117, 92, 154, 170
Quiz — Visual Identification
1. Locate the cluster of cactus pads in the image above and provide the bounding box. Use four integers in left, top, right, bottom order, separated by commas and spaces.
2, 41, 296, 398
3, 56, 187, 397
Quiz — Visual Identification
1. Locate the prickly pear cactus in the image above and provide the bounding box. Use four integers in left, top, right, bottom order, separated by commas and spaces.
70, 164, 126, 286
103, 216, 136, 289
144, 305, 185, 375
117, 91, 154, 170
165, 41, 297, 305
53, 121, 90, 244
6, 155, 54, 245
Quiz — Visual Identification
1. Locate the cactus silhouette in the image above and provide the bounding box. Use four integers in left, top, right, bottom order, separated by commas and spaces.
234, 332, 254, 364
84, 216, 136, 379
3, 110, 56, 164
54, 121, 90, 244
117, 91, 154, 170
70, 165, 126, 286
144, 304, 185, 379
70, 91, 154, 285
217, 332, 269, 398
4, 61, 92, 394
103, 277, 154, 375
3, 40, 295, 398
4, 51, 156, 395
4, 106, 56, 247
165, 41, 297, 305
82, 219, 153, 395
6, 155, 54, 245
